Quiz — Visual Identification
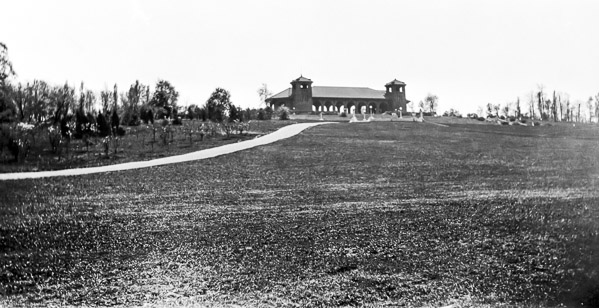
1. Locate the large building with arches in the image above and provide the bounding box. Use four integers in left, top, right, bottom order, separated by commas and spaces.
266, 76, 410, 114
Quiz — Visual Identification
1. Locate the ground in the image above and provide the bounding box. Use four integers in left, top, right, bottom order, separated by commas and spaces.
1, 120, 598, 307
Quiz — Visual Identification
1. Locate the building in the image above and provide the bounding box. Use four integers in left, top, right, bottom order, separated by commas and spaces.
266, 76, 410, 114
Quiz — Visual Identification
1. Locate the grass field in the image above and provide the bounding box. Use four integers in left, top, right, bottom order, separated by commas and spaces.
1, 121, 599, 307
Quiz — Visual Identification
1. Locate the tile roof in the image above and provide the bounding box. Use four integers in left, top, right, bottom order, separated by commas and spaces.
269, 88, 292, 99
268, 86, 386, 100
385, 79, 406, 86
313, 86, 386, 99
292, 76, 312, 82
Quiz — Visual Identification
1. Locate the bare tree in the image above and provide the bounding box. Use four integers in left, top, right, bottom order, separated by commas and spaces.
515, 97, 521, 118
595, 93, 599, 124
529, 91, 536, 120
587, 96, 594, 123
257, 83, 272, 108
424, 93, 438, 114
418, 100, 425, 112
537, 85, 546, 120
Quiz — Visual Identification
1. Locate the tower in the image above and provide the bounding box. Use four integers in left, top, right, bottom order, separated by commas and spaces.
290, 76, 313, 112
384, 79, 408, 112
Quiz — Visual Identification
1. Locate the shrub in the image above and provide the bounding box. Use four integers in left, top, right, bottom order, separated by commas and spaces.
111, 109, 120, 135
48, 126, 62, 153
257, 108, 271, 120
477, 117, 485, 121
339, 112, 347, 117
60, 116, 72, 138
172, 116, 183, 125
97, 113, 111, 137
116, 126, 126, 136
277, 106, 290, 120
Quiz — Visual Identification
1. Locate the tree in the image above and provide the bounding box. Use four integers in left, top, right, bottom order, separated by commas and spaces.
502, 102, 511, 118
418, 100, 425, 112
0, 42, 15, 84
0, 42, 17, 121
205, 87, 233, 122
537, 85, 546, 120
586, 96, 594, 123
150, 80, 178, 119
595, 93, 599, 124
424, 93, 438, 114
121, 80, 144, 126
515, 97, 521, 118
443, 108, 461, 117
528, 91, 536, 120
257, 83, 272, 108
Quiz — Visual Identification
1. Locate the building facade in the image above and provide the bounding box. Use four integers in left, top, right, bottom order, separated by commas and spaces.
266, 76, 410, 114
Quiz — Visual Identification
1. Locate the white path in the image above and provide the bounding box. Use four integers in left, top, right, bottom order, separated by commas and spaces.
0, 122, 335, 181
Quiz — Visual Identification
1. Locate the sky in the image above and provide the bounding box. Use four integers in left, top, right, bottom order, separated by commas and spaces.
2, 0, 598, 113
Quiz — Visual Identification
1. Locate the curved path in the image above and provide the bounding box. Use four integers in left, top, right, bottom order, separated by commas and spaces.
0, 122, 335, 181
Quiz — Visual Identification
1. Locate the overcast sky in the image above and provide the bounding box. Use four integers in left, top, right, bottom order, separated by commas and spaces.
2, 0, 598, 113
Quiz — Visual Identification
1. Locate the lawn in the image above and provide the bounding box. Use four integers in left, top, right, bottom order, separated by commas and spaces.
1, 121, 598, 307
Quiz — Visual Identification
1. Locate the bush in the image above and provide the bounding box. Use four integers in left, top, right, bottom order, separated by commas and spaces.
257, 108, 273, 120
172, 116, 183, 125
277, 106, 290, 120
116, 126, 126, 136
97, 113, 111, 137
111, 109, 120, 135
339, 112, 347, 118
477, 117, 485, 121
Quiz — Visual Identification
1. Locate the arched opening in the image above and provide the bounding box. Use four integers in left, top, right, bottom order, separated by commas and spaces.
346, 101, 356, 114
325, 101, 333, 112
336, 102, 345, 113
357, 102, 367, 114
368, 102, 377, 114
312, 101, 322, 112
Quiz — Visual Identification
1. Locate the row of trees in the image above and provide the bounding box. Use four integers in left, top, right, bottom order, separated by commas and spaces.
0, 43, 255, 131
479, 86, 599, 123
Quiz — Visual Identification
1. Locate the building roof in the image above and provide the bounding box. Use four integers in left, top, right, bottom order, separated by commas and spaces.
270, 88, 292, 99
268, 86, 386, 100
313, 86, 386, 99
385, 79, 406, 86
292, 76, 312, 83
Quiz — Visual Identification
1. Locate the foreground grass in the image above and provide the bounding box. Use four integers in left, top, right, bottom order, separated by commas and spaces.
1, 121, 598, 307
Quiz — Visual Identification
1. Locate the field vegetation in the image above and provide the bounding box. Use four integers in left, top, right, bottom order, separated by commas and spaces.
0, 119, 295, 173
1, 121, 598, 307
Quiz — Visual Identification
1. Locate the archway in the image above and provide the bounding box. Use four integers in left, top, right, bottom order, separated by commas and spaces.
325, 101, 333, 112
346, 101, 356, 114
336, 102, 345, 113
357, 102, 367, 114
368, 102, 377, 114
312, 101, 322, 112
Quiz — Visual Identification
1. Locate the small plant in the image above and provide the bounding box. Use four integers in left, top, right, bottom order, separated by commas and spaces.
102, 136, 110, 156
277, 106, 291, 120
48, 126, 62, 154
339, 111, 347, 118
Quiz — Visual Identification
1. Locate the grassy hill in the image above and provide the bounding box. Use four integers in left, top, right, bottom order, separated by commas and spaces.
1, 121, 598, 307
